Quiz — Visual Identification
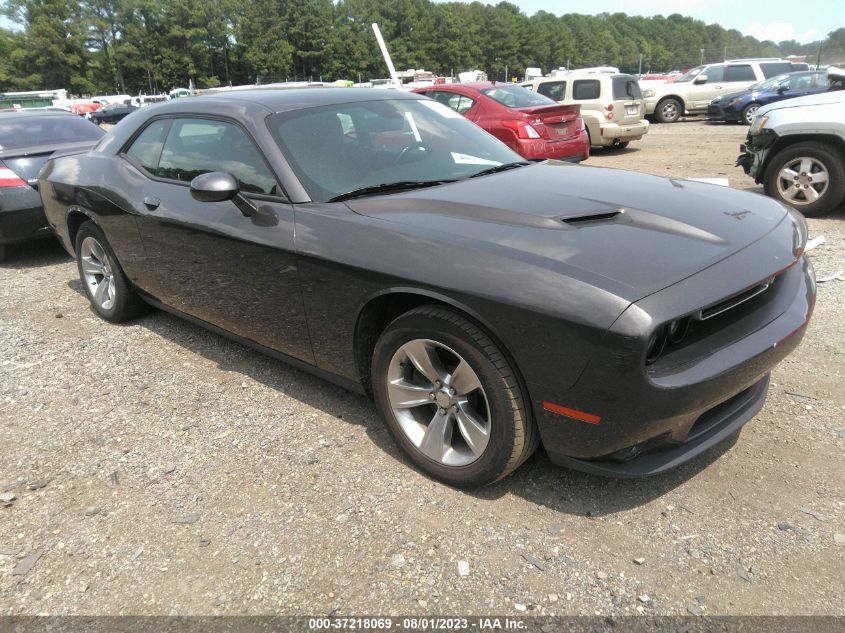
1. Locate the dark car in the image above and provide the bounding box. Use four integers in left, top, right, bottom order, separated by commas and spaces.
707, 69, 843, 124
0, 110, 104, 260
88, 102, 138, 125
39, 89, 815, 487
413, 82, 589, 162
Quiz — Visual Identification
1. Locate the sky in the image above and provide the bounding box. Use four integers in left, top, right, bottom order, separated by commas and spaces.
487, 0, 840, 44
0, 1, 839, 45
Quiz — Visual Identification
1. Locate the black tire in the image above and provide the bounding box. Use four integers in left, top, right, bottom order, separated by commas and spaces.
611, 141, 629, 150
763, 143, 845, 218
655, 98, 682, 123
372, 305, 538, 488
74, 221, 148, 322
741, 103, 760, 126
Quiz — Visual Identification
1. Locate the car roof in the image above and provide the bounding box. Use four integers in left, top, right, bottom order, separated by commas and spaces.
0, 109, 78, 119
166, 87, 423, 114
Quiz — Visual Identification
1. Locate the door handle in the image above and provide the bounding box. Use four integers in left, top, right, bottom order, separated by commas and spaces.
143, 196, 160, 210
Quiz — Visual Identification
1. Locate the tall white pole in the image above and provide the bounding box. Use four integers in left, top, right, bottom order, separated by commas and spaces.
372, 23, 401, 88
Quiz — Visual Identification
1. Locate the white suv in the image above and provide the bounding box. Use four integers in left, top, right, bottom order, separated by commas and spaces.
522, 73, 649, 148
644, 59, 794, 123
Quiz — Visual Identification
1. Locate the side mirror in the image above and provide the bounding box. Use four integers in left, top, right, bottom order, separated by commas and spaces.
190, 171, 239, 203
777, 85, 788, 93
693, 75, 708, 85
190, 171, 257, 217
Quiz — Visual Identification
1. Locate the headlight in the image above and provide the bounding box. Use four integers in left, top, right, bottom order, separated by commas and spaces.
749, 114, 768, 134
643, 89, 656, 98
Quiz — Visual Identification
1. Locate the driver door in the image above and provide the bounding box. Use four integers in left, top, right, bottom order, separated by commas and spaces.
123, 116, 314, 363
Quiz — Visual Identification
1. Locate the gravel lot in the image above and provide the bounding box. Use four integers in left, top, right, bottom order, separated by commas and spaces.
1, 120, 843, 617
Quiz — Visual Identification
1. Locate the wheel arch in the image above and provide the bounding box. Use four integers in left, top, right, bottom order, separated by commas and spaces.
66, 207, 99, 250
352, 288, 534, 425
760, 134, 845, 183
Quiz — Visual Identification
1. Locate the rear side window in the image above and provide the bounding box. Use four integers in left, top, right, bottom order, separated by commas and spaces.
760, 62, 792, 78
156, 118, 278, 195
612, 76, 642, 99
537, 81, 566, 101
426, 91, 475, 114
572, 80, 601, 100
725, 65, 756, 82
0, 115, 103, 151
125, 119, 169, 172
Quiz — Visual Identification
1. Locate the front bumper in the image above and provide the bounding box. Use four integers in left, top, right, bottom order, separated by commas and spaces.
736, 130, 778, 181
532, 213, 815, 477
707, 102, 741, 121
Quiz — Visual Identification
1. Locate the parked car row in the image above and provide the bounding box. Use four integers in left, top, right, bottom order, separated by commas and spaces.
644, 58, 799, 123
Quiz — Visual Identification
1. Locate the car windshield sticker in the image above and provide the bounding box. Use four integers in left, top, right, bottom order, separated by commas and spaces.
450, 153, 501, 166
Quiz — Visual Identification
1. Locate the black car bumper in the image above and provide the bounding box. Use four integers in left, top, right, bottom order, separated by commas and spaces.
0, 188, 51, 245
736, 130, 779, 181
532, 213, 815, 477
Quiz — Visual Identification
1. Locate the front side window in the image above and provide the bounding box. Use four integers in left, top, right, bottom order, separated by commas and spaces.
269, 98, 522, 202
572, 80, 601, 100
156, 118, 278, 195
427, 91, 476, 115
674, 66, 705, 83
702, 66, 724, 82
725, 65, 755, 82
536, 81, 566, 101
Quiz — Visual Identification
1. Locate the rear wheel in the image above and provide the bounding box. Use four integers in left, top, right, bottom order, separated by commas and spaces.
372, 305, 538, 488
763, 143, 845, 217
655, 98, 682, 123
75, 221, 148, 322
741, 103, 760, 125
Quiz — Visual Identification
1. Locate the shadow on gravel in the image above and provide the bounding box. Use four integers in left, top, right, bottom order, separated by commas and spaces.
97, 302, 739, 516
0, 238, 69, 269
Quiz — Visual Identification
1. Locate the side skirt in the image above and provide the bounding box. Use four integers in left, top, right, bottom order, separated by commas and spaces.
139, 294, 367, 396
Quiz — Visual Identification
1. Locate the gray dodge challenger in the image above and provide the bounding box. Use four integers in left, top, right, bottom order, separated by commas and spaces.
38, 89, 815, 487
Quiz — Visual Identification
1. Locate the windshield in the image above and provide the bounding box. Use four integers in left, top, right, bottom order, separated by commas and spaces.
480, 85, 556, 108
0, 115, 104, 150
268, 98, 523, 202
674, 66, 705, 83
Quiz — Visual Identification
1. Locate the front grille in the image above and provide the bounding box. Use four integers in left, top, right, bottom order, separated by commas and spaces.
697, 277, 774, 321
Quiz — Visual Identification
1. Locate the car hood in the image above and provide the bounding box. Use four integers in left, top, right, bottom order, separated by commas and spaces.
713, 89, 751, 104
346, 162, 790, 302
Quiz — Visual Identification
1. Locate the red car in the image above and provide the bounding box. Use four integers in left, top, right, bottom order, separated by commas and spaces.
413, 82, 589, 162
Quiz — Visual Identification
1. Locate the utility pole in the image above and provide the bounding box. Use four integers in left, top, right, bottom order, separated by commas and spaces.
723, 46, 727, 61
638, 53, 643, 76
700, 49, 704, 65
504, 63, 508, 82
816, 43, 823, 68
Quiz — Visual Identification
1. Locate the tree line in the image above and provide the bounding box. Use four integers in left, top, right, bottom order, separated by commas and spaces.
1, 0, 843, 96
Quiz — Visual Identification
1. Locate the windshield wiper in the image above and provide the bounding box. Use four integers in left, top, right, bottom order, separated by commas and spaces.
328, 179, 456, 202
469, 161, 532, 179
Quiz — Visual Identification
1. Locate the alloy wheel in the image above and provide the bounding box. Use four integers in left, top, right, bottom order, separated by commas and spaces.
80, 236, 116, 310
743, 105, 759, 125
661, 101, 678, 121
386, 338, 491, 467
775, 157, 830, 206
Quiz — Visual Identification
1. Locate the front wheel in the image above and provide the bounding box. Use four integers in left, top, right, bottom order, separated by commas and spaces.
763, 143, 845, 217
75, 221, 148, 322
372, 305, 538, 487
655, 98, 682, 123
741, 104, 759, 125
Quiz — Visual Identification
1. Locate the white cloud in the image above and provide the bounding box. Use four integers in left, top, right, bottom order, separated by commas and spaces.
744, 21, 796, 42
743, 22, 819, 44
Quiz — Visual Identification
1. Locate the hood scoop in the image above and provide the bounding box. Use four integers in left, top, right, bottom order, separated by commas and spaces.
560, 210, 623, 226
